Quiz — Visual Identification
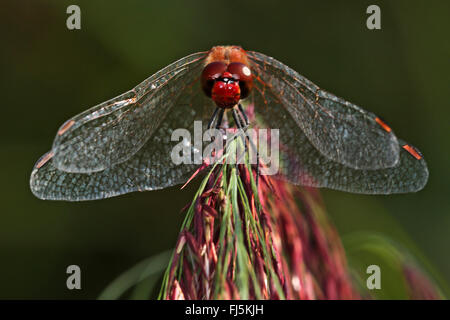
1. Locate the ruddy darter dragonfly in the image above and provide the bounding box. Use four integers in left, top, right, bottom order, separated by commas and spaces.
30, 46, 428, 201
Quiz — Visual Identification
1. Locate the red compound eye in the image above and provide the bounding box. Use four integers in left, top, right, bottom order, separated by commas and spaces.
201, 62, 227, 97
227, 62, 253, 98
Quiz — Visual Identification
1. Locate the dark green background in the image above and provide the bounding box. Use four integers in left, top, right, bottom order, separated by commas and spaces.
1, 0, 449, 298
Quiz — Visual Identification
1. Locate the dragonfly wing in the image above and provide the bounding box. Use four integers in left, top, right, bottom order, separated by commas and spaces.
51, 52, 207, 173
247, 51, 400, 170
31, 68, 213, 201
249, 89, 428, 194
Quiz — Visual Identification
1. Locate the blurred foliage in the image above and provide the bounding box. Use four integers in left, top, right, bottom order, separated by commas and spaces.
1, 0, 449, 298
344, 233, 446, 299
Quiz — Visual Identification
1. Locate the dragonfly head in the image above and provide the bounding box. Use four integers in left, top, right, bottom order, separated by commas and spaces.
201, 61, 253, 108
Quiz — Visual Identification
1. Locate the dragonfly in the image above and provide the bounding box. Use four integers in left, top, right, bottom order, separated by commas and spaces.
30, 45, 428, 201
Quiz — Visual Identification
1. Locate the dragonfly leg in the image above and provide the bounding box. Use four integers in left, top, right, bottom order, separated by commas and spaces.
232, 108, 245, 131
215, 108, 224, 129
238, 104, 259, 187
207, 107, 220, 130
231, 108, 245, 166
238, 103, 249, 126
232, 107, 260, 188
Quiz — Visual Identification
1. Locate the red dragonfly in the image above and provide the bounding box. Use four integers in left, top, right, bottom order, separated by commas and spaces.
30, 46, 428, 201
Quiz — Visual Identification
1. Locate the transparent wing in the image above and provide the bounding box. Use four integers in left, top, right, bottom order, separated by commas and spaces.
30, 76, 213, 201
247, 51, 400, 170
51, 52, 207, 173
249, 89, 428, 194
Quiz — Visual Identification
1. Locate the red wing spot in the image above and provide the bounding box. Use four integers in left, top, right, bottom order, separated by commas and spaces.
36, 151, 54, 169
375, 117, 392, 133
58, 120, 75, 136
402, 144, 422, 160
